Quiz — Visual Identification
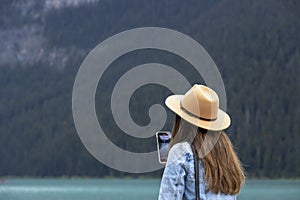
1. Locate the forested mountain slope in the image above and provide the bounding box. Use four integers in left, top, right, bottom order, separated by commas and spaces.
0, 0, 299, 177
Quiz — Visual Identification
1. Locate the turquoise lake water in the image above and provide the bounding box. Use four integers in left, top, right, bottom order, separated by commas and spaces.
0, 178, 299, 200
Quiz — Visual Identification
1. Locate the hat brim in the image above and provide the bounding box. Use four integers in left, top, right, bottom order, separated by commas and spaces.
165, 95, 231, 131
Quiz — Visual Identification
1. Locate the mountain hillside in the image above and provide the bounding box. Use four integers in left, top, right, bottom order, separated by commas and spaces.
0, 0, 299, 177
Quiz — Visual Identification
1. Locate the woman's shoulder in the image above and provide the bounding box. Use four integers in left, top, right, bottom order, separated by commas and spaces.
169, 141, 193, 155
167, 141, 193, 165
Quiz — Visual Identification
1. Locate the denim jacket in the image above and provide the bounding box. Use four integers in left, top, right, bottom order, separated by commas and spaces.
158, 141, 237, 200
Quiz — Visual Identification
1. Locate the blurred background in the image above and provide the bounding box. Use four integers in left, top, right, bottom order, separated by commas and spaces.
0, 0, 299, 199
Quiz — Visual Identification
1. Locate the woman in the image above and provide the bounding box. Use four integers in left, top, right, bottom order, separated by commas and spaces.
158, 84, 245, 200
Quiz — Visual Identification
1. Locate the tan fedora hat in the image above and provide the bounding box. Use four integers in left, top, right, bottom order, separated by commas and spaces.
165, 84, 230, 131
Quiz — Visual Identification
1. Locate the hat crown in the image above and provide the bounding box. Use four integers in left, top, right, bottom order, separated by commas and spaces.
181, 85, 219, 120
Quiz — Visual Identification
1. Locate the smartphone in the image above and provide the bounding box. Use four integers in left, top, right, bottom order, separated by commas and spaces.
156, 131, 171, 164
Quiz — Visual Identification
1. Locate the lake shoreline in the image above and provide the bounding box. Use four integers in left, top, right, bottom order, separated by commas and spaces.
1, 178, 299, 200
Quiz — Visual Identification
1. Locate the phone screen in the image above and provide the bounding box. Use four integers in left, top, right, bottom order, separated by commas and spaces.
156, 131, 171, 164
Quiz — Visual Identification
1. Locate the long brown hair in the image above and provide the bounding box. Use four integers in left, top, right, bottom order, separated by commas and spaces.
170, 115, 245, 195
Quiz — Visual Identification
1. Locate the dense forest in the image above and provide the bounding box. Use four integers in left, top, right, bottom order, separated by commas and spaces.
0, 0, 299, 178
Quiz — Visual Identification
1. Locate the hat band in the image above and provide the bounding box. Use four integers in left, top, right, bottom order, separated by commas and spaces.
180, 102, 217, 122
